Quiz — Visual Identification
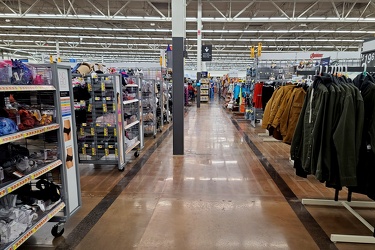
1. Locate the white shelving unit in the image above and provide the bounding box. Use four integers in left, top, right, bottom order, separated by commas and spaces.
200, 78, 209, 102
141, 79, 157, 138
0, 63, 81, 249
123, 76, 142, 162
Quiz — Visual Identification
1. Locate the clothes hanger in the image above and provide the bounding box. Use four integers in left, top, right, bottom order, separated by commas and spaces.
363, 63, 367, 77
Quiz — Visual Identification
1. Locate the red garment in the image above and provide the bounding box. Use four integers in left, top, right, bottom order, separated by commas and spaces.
253, 82, 264, 108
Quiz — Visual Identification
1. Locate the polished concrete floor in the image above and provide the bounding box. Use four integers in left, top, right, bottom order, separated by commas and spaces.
20, 98, 375, 250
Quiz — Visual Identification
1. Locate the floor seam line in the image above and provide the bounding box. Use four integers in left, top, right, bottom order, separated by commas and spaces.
228, 113, 338, 250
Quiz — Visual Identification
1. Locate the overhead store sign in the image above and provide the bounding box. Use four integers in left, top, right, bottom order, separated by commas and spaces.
310, 53, 324, 59
361, 50, 375, 68
202, 45, 212, 61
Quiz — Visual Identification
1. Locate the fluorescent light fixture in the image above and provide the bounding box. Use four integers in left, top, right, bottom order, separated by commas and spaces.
308, 17, 326, 20
252, 17, 269, 20
269, 17, 288, 20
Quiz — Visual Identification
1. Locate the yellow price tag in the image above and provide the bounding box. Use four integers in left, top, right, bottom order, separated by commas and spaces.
104, 128, 108, 136
115, 148, 118, 156
114, 128, 117, 136
80, 127, 84, 136
105, 149, 109, 156
98, 145, 103, 149
95, 97, 100, 101
91, 128, 95, 135
82, 148, 86, 155
103, 104, 107, 112
87, 104, 92, 112
101, 82, 105, 91
91, 148, 96, 156
88, 83, 92, 91
82, 123, 87, 127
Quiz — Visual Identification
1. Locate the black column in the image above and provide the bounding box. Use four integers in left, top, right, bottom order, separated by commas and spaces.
172, 37, 184, 155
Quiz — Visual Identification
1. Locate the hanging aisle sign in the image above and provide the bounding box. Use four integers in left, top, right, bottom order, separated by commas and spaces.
202, 45, 212, 61
361, 50, 375, 68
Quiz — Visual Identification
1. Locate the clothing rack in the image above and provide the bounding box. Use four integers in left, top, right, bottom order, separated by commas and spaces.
299, 68, 375, 244
297, 66, 375, 76
302, 194, 375, 244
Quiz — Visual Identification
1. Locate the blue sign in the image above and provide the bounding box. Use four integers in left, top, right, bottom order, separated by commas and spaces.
19, 59, 28, 62
69, 59, 77, 63
320, 57, 330, 66
201, 71, 208, 78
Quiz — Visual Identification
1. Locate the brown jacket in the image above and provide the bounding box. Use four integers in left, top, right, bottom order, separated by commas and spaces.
271, 85, 297, 130
279, 87, 306, 144
262, 85, 295, 130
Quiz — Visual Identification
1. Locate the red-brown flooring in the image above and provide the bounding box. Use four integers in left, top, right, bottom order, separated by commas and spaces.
20, 99, 375, 250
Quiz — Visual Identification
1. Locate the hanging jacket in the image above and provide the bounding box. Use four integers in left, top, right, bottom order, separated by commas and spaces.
262, 86, 291, 130
270, 85, 296, 138
279, 87, 306, 144
349, 75, 375, 199
291, 77, 329, 178
332, 81, 364, 187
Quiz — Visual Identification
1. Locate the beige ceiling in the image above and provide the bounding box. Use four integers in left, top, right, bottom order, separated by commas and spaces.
0, 0, 373, 67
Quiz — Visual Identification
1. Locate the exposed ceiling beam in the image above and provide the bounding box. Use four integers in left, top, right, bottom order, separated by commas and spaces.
2, 14, 375, 23
270, 1, 290, 19
345, 1, 357, 18
0, 0, 17, 14
52, 0, 63, 15
331, 1, 341, 18
298, 1, 320, 18
113, 1, 131, 18
360, 1, 371, 18
208, 1, 227, 19
232, 0, 256, 19
66, 0, 77, 16
147, 0, 166, 18
22, 0, 41, 17
86, 0, 105, 16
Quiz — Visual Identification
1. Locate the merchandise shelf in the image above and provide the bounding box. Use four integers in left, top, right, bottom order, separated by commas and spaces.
123, 99, 139, 105
124, 84, 138, 88
0, 124, 60, 145
2, 202, 65, 250
0, 159, 62, 198
124, 120, 140, 130
125, 141, 140, 154
0, 85, 56, 92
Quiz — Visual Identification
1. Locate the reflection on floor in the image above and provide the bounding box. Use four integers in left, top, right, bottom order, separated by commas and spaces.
20, 99, 375, 250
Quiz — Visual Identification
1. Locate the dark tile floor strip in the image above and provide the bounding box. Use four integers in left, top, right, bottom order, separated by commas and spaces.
56, 126, 173, 250
230, 117, 339, 250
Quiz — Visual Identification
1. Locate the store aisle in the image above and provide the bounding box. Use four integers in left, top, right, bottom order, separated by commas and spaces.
21, 100, 372, 250
72, 101, 318, 250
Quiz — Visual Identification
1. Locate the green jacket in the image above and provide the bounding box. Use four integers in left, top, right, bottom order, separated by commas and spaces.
290, 82, 329, 179
291, 77, 364, 187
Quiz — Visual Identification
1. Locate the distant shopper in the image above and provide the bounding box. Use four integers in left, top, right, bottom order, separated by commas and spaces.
188, 83, 196, 99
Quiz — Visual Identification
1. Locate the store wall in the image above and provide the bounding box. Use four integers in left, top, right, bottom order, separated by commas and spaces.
260, 51, 360, 60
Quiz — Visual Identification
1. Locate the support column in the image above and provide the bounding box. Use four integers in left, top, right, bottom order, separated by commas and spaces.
172, 0, 186, 155
196, 0, 202, 108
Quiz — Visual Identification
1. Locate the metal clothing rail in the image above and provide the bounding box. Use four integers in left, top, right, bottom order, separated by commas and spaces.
297, 66, 375, 76
302, 190, 375, 244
